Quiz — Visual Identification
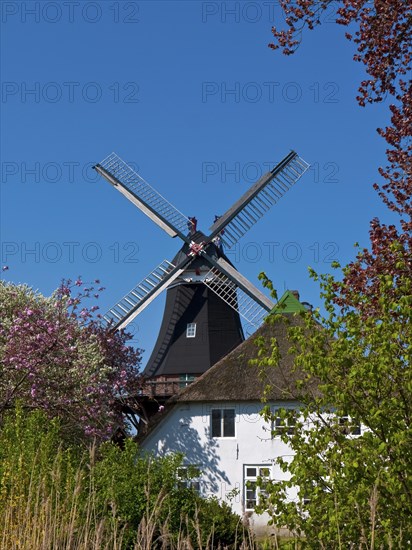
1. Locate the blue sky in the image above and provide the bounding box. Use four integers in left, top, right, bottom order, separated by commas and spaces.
1, 1, 392, 363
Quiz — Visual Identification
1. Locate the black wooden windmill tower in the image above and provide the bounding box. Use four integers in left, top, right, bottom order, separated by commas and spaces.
93, 151, 309, 427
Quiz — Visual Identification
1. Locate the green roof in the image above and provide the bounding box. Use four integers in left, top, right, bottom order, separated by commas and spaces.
271, 290, 307, 314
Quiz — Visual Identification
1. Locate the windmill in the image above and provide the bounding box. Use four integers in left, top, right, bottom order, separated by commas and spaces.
93, 151, 309, 426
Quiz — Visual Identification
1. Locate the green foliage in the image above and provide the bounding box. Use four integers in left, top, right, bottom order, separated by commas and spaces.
0, 405, 72, 504
0, 407, 95, 548
0, 407, 244, 549
195, 496, 244, 548
92, 439, 183, 545
256, 248, 412, 548
93, 440, 243, 547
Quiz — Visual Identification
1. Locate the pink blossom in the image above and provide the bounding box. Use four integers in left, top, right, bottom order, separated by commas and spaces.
1, 279, 142, 441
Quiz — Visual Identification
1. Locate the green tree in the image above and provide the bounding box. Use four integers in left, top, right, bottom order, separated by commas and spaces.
256, 260, 411, 548
258, 2, 412, 546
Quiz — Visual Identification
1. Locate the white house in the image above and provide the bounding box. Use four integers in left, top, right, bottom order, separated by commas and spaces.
139, 292, 316, 535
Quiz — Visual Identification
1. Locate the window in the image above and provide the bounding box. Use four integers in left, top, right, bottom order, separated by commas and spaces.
273, 410, 296, 436
211, 408, 235, 437
179, 374, 195, 388
177, 466, 201, 493
244, 466, 271, 510
339, 415, 361, 436
186, 323, 196, 338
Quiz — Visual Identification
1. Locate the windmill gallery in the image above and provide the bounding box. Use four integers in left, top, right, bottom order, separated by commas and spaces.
93, 151, 310, 533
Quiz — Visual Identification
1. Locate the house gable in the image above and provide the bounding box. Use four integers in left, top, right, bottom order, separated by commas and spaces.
138, 295, 318, 535
141, 397, 301, 534
271, 290, 307, 314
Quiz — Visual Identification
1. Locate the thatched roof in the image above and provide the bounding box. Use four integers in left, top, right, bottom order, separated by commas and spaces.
172, 312, 314, 403
137, 292, 321, 442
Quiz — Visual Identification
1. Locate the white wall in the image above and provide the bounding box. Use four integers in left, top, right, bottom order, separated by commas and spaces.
141, 400, 299, 534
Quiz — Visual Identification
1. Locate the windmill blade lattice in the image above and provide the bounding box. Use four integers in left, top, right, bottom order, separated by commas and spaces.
204, 268, 268, 327
209, 152, 309, 249
102, 259, 190, 330
203, 257, 274, 327
94, 149, 308, 335
95, 153, 191, 240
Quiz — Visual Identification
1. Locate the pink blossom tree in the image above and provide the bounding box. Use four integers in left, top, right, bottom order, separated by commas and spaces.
0, 279, 142, 442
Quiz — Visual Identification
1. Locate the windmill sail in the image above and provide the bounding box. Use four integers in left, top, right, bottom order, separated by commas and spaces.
203, 256, 274, 326
101, 258, 190, 330
94, 153, 191, 241
208, 151, 309, 249
94, 149, 307, 332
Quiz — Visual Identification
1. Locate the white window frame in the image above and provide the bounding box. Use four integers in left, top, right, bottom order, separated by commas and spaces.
177, 465, 201, 493
210, 408, 236, 438
186, 323, 197, 338
273, 409, 296, 436
244, 465, 271, 511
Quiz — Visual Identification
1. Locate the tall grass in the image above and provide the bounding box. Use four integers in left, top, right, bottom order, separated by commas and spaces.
0, 448, 256, 549
0, 410, 122, 550
0, 409, 257, 549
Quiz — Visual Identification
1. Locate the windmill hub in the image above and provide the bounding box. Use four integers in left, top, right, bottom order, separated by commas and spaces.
188, 240, 205, 257
170, 238, 223, 285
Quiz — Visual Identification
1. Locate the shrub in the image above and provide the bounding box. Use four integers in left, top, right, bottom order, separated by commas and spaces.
0, 407, 247, 549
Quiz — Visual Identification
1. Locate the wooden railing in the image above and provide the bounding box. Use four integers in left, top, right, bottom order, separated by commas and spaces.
141, 379, 193, 397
